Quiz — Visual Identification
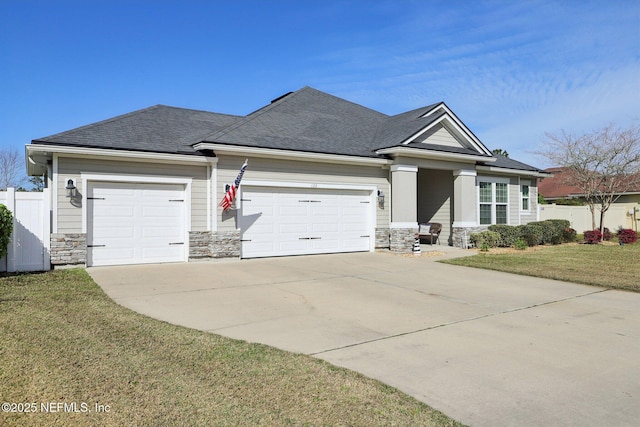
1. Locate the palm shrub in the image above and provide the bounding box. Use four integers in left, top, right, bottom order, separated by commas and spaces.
0, 204, 13, 259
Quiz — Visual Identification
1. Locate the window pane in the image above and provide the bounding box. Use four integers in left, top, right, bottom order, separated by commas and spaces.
496, 205, 507, 224
479, 182, 492, 203
521, 185, 530, 210
480, 204, 492, 225
496, 183, 508, 203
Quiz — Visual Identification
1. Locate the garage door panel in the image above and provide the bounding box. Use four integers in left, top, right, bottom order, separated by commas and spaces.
87, 182, 186, 266
279, 223, 307, 233
240, 186, 372, 258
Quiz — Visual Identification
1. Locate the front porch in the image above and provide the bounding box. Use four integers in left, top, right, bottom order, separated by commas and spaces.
390, 164, 483, 251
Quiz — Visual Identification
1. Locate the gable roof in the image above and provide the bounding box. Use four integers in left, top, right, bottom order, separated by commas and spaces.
32, 105, 241, 156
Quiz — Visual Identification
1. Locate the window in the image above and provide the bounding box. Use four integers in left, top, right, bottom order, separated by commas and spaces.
521, 182, 530, 212
478, 179, 509, 225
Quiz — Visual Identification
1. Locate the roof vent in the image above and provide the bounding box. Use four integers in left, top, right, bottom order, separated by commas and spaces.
271, 92, 293, 104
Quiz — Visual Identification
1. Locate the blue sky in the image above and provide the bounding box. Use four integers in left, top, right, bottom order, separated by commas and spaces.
2, 0, 639, 173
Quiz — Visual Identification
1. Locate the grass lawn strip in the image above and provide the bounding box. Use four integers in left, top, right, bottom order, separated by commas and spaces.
0, 269, 463, 427
442, 242, 640, 293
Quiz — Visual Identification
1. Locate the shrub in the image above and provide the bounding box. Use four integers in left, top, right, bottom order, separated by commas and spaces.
0, 204, 13, 259
470, 231, 500, 249
544, 219, 570, 244
584, 229, 602, 244
617, 229, 638, 244
513, 238, 528, 250
517, 224, 543, 246
562, 227, 577, 243
602, 227, 612, 241
488, 224, 520, 247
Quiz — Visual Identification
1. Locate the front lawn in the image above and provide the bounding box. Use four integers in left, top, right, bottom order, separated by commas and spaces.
442, 242, 640, 292
0, 269, 462, 427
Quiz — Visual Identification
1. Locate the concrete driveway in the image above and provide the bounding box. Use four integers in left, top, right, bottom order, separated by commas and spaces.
88, 251, 640, 427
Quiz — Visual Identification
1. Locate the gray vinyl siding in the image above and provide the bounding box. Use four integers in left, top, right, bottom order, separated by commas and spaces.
414, 123, 462, 148
216, 156, 390, 232
418, 169, 453, 244
56, 156, 209, 233
509, 177, 520, 225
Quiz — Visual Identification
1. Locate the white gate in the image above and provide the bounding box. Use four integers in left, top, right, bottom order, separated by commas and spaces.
0, 188, 50, 272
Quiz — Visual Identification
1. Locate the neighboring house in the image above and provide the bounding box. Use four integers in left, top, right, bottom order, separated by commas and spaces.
26, 86, 548, 267
538, 167, 640, 204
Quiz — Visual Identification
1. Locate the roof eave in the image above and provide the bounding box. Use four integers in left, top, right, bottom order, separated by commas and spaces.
476, 164, 551, 178
194, 142, 392, 166
26, 144, 215, 176
375, 146, 496, 163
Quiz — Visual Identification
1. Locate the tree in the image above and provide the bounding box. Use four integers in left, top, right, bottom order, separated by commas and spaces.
492, 148, 509, 157
29, 176, 44, 192
0, 147, 25, 190
537, 124, 640, 234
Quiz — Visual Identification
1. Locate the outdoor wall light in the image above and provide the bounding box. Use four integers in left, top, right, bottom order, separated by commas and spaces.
377, 190, 385, 206
65, 178, 77, 198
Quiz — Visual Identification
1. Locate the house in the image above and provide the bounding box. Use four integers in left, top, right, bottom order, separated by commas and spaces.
25, 87, 549, 267
539, 167, 640, 204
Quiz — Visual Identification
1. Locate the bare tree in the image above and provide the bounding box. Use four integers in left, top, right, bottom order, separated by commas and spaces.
0, 147, 26, 191
537, 123, 640, 233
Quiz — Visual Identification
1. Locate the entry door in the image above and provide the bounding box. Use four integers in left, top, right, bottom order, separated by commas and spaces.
87, 182, 186, 266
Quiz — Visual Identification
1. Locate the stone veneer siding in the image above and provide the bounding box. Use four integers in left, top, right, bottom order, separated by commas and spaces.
211, 230, 241, 258
50, 233, 86, 265
390, 228, 418, 253
375, 228, 390, 249
189, 231, 212, 259
452, 226, 488, 248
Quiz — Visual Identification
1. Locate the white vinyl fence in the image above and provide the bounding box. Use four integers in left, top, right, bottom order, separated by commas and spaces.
0, 188, 50, 272
539, 203, 640, 233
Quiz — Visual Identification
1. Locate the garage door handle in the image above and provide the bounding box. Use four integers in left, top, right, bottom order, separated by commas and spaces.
240, 239, 252, 242
87, 197, 105, 200
300, 237, 322, 240
360, 235, 370, 238
169, 242, 184, 245
87, 244, 105, 248
169, 199, 184, 202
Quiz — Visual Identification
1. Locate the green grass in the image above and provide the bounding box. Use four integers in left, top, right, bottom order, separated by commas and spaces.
442, 242, 640, 292
0, 269, 463, 427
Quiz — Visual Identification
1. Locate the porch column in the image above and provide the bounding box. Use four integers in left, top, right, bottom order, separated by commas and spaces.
452, 169, 479, 248
390, 165, 418, 253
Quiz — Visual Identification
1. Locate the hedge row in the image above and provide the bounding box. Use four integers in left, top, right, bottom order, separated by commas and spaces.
470, 220, 577, 249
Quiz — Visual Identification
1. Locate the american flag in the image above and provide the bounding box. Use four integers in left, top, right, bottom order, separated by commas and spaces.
219, 159, 248, 210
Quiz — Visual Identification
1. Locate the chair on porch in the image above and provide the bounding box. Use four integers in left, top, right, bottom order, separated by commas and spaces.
418, 222, 442, 245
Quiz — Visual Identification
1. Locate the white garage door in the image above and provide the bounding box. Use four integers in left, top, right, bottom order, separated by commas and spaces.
87, 182, 186, 267
239, 186, 373, 258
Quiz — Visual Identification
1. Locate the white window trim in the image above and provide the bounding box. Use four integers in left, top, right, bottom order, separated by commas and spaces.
477, 177, 510, 225
520, 180, 531, 214
80, 173, 192, 262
